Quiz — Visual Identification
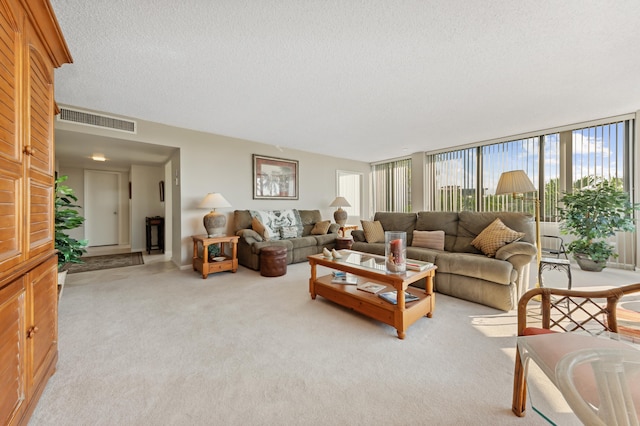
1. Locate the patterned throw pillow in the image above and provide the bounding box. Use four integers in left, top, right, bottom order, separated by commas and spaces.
279, 226, 299, 239
311, 220, 331, 235
412, 230, 445, 250
250, 209, 303, 240
361, 220, 385, 243
471, 218, 525, 257
251, 217, 271, 241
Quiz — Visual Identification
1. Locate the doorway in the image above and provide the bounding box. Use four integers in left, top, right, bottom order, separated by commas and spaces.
85, 170, 120, 246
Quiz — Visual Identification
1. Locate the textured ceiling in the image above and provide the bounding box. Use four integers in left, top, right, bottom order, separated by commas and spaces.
51, 0, 640, 164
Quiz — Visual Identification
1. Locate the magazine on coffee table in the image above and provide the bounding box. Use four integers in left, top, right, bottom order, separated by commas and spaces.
356, 282, 386, 294
378, 290, 420, 304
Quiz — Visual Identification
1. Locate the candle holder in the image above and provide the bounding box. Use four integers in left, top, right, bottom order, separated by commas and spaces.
385, 231, 406, 273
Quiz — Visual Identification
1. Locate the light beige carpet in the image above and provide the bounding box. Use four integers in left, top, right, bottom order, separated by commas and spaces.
31, 261, 580, 425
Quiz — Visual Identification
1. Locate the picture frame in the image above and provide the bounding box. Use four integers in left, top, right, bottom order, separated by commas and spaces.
253, 154, 299, 200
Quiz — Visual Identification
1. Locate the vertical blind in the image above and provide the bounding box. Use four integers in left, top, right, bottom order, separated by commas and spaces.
371, 158, 412, 213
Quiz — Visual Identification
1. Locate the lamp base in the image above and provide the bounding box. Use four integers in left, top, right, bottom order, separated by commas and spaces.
334, 208, 347, 226
203, 211, 226, 237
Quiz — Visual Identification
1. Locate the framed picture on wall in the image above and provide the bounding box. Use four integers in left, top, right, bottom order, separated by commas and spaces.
253, 154, 299, 200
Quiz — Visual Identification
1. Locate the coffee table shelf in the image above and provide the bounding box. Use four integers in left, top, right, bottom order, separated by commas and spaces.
308, 250, 436, 339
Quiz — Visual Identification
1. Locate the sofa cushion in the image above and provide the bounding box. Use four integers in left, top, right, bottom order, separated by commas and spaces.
288, 236, 318, 249
361, 220, 385, 243
453, 211, 534, 253
311, 220, 331, 235
250, 209, 303, 240
416, 211, 458, 252
234, 210, 253, 233
251, 239, 293, 254
436, 252, 515, 285
279, 226, 299, 239
412, 230, 445, 250
373, 212, 417, 245
251, 217, 271, 241
298, 210, 323, 236
471, 218, 525, 257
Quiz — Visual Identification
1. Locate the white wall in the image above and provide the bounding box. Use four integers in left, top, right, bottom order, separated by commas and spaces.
55, 112, 371, 267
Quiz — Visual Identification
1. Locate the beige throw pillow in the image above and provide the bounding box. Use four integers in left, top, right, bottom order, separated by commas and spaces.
251, 216, 271, 241
471, 218, 525, 257
412, 230, 445, 250
311, 220, 331, 235
361, 220, 385, 243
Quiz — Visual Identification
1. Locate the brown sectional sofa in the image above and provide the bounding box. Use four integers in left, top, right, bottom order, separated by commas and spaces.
234, 209, 339, 270
351, 211, 537, 311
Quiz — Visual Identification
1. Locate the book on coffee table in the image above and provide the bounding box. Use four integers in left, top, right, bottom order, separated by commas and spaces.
331, 272, 357, 284
378, 290, 420, 304
356, 282, 386, 294
406, 260, 433, 271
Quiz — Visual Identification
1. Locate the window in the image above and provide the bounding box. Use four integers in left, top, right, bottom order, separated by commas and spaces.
371, 158, 411, 213
426, 117, 635, 268
429, 148, 477, 211
336, 170, 362, 218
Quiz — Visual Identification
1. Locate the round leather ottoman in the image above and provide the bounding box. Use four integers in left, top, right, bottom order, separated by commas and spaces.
260, 246, 287, 277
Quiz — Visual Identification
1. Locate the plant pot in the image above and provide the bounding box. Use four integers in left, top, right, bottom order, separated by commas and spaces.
573, 253, 606, 272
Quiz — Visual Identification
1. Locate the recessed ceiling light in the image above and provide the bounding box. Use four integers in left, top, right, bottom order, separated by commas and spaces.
91, 154, 106, 162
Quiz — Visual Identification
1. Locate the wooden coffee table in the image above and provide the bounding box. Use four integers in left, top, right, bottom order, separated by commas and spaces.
308, 250, 436, 339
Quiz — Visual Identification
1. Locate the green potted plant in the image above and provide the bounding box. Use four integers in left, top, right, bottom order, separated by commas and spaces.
558, 177, 639, 271
55, 175, 88, 293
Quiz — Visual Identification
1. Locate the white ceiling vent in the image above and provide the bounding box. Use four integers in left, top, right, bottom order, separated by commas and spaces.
58, 107, 137, 134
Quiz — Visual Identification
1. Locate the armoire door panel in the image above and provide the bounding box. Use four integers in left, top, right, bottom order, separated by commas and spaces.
0, 0, 19, 163
0, 277, 26, 426
0, 169, 22, 272
27, 256, 57, 396
25, 42, 55, 258
27, 178, 53, 254
27, 46, 54, 177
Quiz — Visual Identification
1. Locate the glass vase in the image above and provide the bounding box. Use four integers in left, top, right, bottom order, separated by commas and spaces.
385, 231, 407, 273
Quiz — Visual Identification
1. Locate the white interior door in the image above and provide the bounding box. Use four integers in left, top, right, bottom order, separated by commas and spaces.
86, 170, 119, 246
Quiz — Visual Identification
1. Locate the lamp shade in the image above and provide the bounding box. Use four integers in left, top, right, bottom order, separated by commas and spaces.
495, 170, 536, 195
199, 193, 231, 237
199, 193, 231, 210
329, 196, 351, 208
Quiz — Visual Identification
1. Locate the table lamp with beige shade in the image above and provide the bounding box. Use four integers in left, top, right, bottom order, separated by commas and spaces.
199, 193, 231, 237
329, 196, 351, 226
495, 170, 542, 270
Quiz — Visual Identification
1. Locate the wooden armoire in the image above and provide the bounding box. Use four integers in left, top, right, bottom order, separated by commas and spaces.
0, 0, 71, 424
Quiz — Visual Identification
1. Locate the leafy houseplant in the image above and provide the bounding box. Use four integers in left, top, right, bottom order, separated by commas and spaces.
55, 175, 88, 271
558, 178, 639, 271
207, 244, 220, 260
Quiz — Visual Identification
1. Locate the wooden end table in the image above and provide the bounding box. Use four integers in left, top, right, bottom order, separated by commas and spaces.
335, 237, 353, 250
192, 234, 239, 279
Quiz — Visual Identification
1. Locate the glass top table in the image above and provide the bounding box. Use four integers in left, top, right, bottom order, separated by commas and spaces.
337, 250, 433, 275
518, 331, 640, 425
307, 250, 436, 339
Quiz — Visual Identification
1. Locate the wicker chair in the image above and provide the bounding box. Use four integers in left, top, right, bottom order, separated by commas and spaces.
512, 283, 640, 417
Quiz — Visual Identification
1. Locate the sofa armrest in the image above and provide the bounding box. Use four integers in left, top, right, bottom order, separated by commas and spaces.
328, 223, 341, 234
495, 241, 536, 268
236, 229, 263, 244
351, 229, 365, 242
